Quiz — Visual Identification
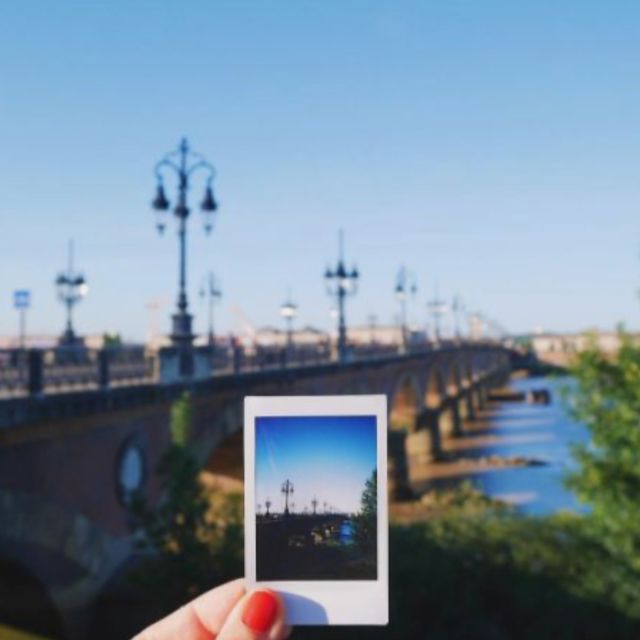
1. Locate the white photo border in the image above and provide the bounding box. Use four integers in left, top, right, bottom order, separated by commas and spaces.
244, 395, 388, 626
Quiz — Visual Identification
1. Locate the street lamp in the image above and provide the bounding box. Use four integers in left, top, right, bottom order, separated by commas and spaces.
55, 239, 88, 345
367, 313, 378, 346
452, 295, 465, 340
151, 137, 218, 368
324, 231, 359, 362
199, 271, 222, 349
394, 267, 418, 353
427, 286, 448, 343
468, 311, 483, 341
280, 292, 298, 358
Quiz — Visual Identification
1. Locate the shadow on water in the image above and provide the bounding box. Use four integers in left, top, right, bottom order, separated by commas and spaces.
434, 376, 589, 514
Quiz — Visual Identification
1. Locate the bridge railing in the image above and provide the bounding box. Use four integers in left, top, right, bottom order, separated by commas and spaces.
0, 346, 157, 397
0, 339, 501, 398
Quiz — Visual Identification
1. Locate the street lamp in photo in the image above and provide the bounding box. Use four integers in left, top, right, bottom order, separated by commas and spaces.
281, 479, 294, 517
151, 138, 218, 365
324, 231, 359, 363
395, 267, 418, 353
199, 271, 222, 349
55, 240, 88, 346
279, 293, 298, 358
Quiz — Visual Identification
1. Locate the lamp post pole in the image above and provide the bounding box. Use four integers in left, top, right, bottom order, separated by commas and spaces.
55, 239, 88, 346
324, 231, 359, 363
200, 271, 222, 349
280, 293, 298, 361
152, 138, 218, 373
395, 267, 418, 353
452, 295, 464, 340
427, 286, 447, 343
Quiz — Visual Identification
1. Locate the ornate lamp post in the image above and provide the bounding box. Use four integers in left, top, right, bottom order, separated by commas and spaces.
55, 240, 88, 345
395, 267, 418, 353
324, 231, 359, 362
468, 311, 483, 341
151, 138, 218, 370
281, 479, 294, 516
280, 293, 298, 358
452, 295, 465, 340
311, 496, 319, 515
199, 271, 222, 349
367, 313, 377, 344
427, 286, 448, 343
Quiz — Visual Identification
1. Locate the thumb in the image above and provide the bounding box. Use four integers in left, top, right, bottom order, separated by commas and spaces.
217, 589, 289, 640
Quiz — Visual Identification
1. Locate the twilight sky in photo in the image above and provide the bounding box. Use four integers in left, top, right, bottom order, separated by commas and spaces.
255, 415, 377, 515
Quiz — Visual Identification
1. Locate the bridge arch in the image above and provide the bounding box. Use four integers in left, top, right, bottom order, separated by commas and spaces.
389, 374, 421, 432
424, 365, 445, 410
471, 352, 487, 382
443, 361, 462, 398
0, 556, 65, 639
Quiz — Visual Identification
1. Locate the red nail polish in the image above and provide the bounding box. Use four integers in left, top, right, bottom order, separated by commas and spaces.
242, 590, 279, 633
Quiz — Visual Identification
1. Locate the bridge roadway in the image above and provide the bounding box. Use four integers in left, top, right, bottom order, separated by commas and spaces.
0, 341, 511, 639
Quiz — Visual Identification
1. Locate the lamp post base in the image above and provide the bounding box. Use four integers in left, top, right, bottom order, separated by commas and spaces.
170, 312, 195, 376
58, 328, 83, 347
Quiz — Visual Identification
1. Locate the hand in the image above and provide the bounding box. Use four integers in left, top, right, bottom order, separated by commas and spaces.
134, 578, 290, 640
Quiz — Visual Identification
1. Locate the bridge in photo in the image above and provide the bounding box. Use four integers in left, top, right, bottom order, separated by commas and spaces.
0, 341, 510, 639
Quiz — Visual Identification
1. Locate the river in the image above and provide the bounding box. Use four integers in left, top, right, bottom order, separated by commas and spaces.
437, 376, 590, 515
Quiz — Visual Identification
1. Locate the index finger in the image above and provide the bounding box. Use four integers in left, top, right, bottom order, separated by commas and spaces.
134, 578, 246, 640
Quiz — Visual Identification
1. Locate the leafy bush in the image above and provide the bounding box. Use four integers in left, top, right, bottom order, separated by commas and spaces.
130, 392, 243, 613
567, 331, 640, 573
300, 510, 640, 640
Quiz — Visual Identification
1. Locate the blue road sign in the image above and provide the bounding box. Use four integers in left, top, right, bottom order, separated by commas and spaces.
13, 290, 30, 310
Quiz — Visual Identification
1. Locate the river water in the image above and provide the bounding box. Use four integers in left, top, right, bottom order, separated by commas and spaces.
453, 376, 589, 515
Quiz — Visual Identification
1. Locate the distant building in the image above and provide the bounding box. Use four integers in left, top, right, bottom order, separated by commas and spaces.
530, 330, 630, 365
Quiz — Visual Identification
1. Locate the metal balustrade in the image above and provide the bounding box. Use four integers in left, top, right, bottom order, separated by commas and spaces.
0, 339, 488, 398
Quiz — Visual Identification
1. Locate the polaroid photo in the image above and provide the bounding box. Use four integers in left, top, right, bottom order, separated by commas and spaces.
244, 395, 388, 626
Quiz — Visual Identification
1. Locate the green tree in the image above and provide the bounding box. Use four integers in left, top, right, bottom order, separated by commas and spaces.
130, 392, 242, 612
353, 470, 377, 552
567, 330, 640, 571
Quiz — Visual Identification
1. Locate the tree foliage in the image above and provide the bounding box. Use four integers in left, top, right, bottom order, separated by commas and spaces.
353, 470, 377, 552
130, 392, 242, 613
567, 330, 640, 571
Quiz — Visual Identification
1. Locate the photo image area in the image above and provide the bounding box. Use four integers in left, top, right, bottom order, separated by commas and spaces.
255, 414, 377, 581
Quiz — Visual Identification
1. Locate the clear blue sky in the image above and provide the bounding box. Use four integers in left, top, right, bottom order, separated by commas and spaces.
255, 415, 376, 514
2, 1, 640, 341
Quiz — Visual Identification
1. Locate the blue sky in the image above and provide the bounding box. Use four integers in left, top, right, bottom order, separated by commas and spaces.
255, 415, 376, 514
2, 1, 640, 340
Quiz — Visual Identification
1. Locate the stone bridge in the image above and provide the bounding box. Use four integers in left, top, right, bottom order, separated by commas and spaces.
0, 343, 510, 639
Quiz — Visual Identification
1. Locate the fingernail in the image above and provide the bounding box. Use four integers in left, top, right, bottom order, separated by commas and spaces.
242, 590, 279, 633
